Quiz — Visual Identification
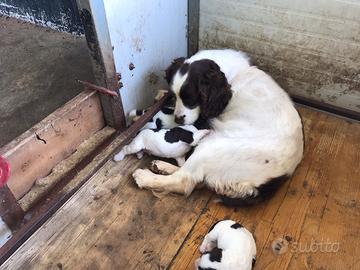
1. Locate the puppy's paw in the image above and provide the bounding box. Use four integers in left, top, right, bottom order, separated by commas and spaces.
154, 89, 168, 101
136, 151, 144, 159
128, 110, 143, 123
113, 151, 125, 162
132, 169, 153, 189
194, 258, 201, 270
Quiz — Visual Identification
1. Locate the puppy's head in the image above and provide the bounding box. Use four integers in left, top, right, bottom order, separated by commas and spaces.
165, 58, 232, 125
196, 247, 223, 270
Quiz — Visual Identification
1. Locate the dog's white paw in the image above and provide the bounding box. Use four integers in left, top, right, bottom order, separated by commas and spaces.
132, 169, 152, 189
154, 89, 168, 101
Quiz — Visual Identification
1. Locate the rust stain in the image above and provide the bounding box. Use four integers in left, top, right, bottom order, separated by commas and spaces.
148, 72, 159, 85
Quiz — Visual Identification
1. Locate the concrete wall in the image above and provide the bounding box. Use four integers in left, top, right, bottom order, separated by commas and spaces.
199, 0, 360, 112
0, 0, 83, 34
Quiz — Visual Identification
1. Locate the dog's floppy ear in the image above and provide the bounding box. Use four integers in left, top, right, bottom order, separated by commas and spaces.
165, 57, 186, 84
199, 62, 232, 119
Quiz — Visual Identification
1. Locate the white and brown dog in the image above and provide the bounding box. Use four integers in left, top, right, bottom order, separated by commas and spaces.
132, 49, 304, 205
196, 219, 256, 270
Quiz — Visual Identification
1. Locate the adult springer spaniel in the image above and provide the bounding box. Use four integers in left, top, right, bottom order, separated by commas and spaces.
132, 49, 304, 206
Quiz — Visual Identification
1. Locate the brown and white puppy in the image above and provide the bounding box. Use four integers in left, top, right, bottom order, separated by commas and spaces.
114, 125, 209, 166
196, 219, 256, 270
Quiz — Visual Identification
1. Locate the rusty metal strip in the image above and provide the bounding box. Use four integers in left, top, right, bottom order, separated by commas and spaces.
77, 80, 119, 97
0, 93, 170, 265
0, 185, 24, 231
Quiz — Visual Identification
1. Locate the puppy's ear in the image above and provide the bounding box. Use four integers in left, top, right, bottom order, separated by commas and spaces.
165, 57, 186, 84
208, 220, 222, 233
199, 63, 232, 119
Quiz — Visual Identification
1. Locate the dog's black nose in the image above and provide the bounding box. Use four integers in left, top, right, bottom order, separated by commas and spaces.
175, 115, 185, 124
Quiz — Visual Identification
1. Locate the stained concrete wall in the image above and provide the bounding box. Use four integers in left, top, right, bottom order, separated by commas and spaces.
199, 0, 360, 112
0, 0, 83, 34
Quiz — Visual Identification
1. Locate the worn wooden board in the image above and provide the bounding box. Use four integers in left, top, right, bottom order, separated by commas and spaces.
169, 106, 360, 270
0, 90, 104, 199
18, 127, 115, 211
0, 94, 174, 264
3, 106, 360, 270
2, 154, 211, 269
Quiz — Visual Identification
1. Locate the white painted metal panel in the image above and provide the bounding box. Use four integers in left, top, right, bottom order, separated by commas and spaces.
103, 0, 188, 116
199, 0, 360, 112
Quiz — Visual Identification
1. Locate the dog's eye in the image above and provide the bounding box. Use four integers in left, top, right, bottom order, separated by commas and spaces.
180, 85, 199, 108
182, 96, 198, 108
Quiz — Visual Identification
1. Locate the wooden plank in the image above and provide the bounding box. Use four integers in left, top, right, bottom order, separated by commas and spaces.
18, 127, 116, 211
287, 113, 360, 269
253, 110, 346, 269
0, 94, 172, 265
3, 106, 359, 269
2, 157, 212, 269
170, 107, 360, 270
76, 0, 126, 130
0, 90, 104, 199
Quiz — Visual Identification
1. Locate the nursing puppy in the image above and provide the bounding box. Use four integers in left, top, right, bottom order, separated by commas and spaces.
196, 220, 256, 270
128, 106, 177, 131
132, 49, 304, 206
128, 89, 177, 130
113, 125, 209, 166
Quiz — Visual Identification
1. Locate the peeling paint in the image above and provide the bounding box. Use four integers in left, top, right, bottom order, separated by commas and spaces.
0, 0, 83, 35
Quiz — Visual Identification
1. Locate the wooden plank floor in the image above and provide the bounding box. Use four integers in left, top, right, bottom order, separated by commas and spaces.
3, 106, 360, 270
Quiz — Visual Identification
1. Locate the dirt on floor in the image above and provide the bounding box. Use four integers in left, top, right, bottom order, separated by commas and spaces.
0, 15, 94, 147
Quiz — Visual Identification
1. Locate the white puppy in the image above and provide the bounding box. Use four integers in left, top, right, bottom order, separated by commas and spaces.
196, 220, 256, 270
114, 126, 209, 166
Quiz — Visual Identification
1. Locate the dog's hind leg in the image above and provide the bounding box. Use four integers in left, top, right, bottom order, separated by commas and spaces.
114, 136, 144, 162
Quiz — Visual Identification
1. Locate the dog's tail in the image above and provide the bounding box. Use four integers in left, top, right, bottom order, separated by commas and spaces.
220, 175, 289, 207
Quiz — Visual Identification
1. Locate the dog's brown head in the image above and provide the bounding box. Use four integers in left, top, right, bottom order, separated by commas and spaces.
165, 58, 232, 125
